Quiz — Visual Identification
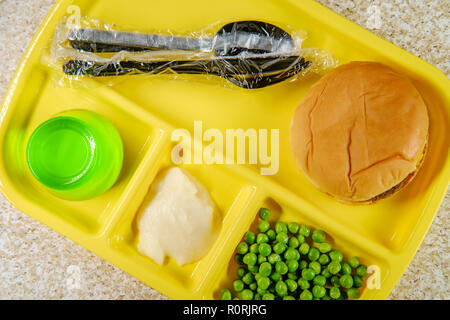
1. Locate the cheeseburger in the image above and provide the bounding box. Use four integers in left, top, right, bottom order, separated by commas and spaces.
290, 61, 429, 204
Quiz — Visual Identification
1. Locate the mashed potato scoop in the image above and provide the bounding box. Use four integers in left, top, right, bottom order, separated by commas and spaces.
137, 167, 220, 266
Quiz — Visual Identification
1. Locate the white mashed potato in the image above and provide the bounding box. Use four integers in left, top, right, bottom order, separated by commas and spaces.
137, 167, 220, 266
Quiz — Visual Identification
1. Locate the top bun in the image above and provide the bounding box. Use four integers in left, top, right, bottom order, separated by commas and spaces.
290, 62, 429, 203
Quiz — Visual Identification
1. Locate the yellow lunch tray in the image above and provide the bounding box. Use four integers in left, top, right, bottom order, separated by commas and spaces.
1, 0, 449, 300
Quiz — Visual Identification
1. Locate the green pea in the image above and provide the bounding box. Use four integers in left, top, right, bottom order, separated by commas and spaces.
243, 252, 257, 266
257, 220, 270, 233
266, 229, 276, 241
226, 219, 370, 301
237, 267, 246, 278
268, 253, 281, 264
297, 234, 306, 244
270, 272, 282, 282
236, 242, 248, 255
241, 289, 254, 300
302, 268, 315, 281
262, 293, 275, 300
312, 230, 326, 243
287, 260, 299, 273
284, 248, 298, 260
259, 208, 271, 220
299, 243, 310, 255
257, 233, 269, 244
220, 289, 232, 300
283, 296, 296, 300
329, 286, 341, 299
356, 265, 368, 277
299, 260, 308, 270
300, 289, 313, 300
348, 256, 360, 269
287, 272, 298, 280
275, 281, 288, 297
244, 231, 256, 244
341, 263, 352, 275
309, 261, 321, 275
353, 275, 364, 288
312, 285, 326, 298
275, 261, 288, 275
247, 264, 259, 274
288, 222, 300, 234
257, 287, 266, 296
297, 278, 310, 290
259, 262, 272, 277
299, 225, 311, 237
308, 247, 320, 261
233, 279, 244, 292
248, 265, 259, 273
242, 272, 254, 285
339, 275, 354, 289
313, 275, 327, 287
258, 255, 267, 264
273, 242, 287, 255
319, 253, 330, 265
347, 288, 360, 299
257, 276, 271, 290
285, 279, 298, 292
319, 242, 332, 253
288, 237, 300, 248
276, 232, 289, 244
275, 222, 288, 234
258, 243, 272, 257
329, 250, 344, 263
321, 268, 332, 278
249, 243, 259, 254
330, 276, 340, 287
328, 261, 341, 274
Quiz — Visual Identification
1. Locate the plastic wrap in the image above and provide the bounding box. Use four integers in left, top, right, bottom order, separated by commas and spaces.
49, 16, 336, 89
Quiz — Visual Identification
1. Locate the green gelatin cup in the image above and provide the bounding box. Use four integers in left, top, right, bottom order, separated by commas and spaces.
26, 110, 123, 201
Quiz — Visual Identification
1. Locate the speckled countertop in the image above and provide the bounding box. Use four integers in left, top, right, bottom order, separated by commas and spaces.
0, 0, 448, 300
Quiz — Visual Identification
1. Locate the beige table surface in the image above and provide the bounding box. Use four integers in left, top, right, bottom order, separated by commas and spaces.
0, 0, 448, 300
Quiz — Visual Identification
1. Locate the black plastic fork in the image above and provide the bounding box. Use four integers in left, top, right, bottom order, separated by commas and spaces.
63, 55, 312, 89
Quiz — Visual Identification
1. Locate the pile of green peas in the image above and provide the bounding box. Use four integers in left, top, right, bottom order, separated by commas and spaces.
220, 208, 368, 300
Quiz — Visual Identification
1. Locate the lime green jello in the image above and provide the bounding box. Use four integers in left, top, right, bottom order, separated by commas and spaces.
26, 110, 123, 201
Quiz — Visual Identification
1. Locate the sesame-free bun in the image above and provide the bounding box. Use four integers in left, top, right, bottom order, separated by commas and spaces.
290, 62, 429, 204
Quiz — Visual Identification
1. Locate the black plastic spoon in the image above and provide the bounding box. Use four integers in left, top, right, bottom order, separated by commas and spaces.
68, 21, 296, 56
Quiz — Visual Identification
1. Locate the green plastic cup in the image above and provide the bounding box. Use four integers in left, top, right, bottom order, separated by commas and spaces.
26, 109, 124, 201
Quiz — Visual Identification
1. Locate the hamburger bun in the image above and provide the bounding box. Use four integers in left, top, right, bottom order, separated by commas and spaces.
290, 61, 429, 204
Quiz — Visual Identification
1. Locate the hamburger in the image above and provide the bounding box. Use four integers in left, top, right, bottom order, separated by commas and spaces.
290, 61, 429, 204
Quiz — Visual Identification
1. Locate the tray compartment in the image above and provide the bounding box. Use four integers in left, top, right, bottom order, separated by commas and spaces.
0, 66, 163, 235
108, 150, 259, 296
211, 195, 390, 300
265, 74, 450, 253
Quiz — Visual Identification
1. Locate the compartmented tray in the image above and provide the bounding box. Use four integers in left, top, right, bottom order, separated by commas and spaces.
0, 0, 449, 299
